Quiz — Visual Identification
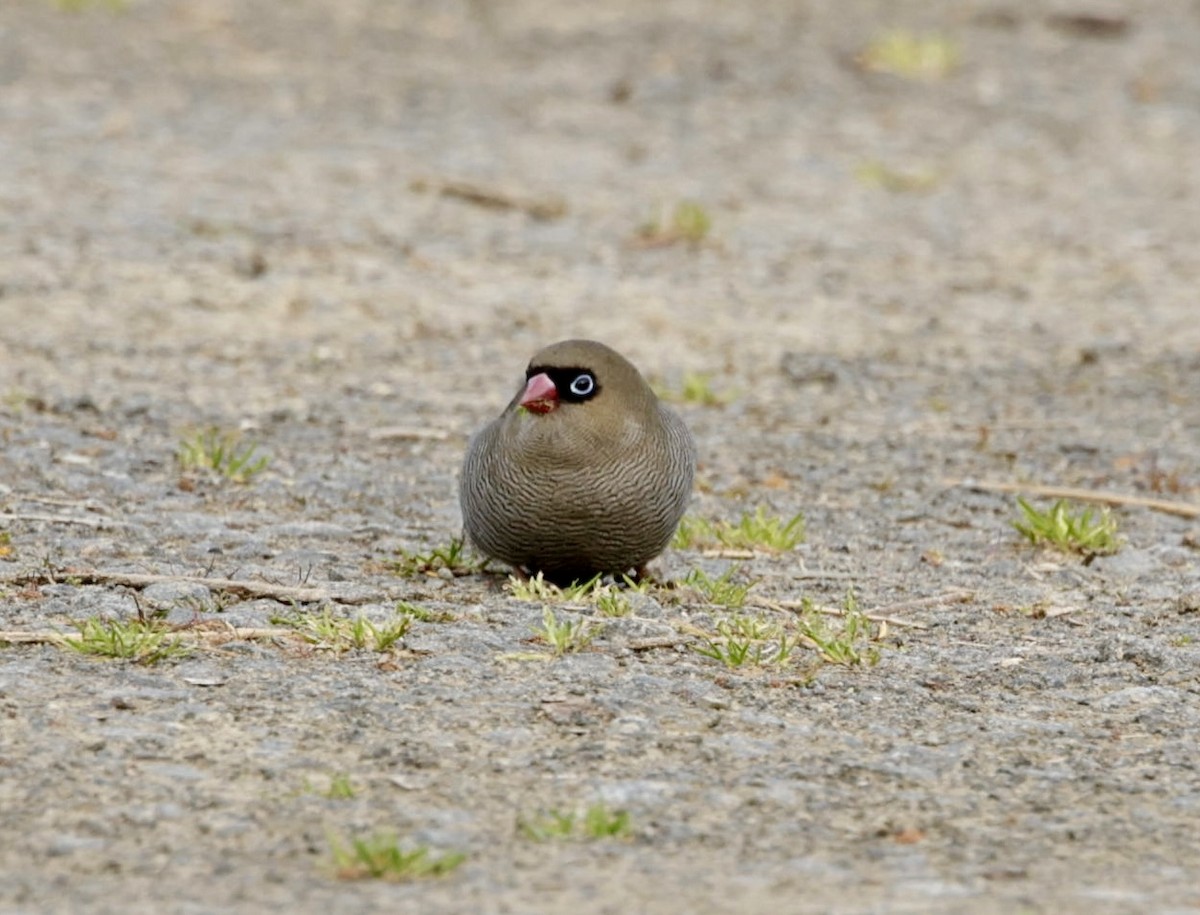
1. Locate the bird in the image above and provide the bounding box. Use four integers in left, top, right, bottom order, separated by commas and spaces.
460, 339, 695, 584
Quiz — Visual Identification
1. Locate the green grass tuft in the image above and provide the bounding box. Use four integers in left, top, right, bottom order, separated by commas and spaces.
674, 507, 805, 552
655, 372, 733, 406
637, 200, 712, 246
66, 618, 191, 664
682, 566, 754, 609
595, 590, 633, 617
692, 611, 793, 669
395, 601, 456, 623
858, 29, 960, 80
792, 591, 880, 667
177, 428, 269, 483
1012, 498, 1122, 556
519, 803, 632, 841
325, 774, 357, 799
329, 834, 465, 881
691, 590, 880, 671
506, 572, 605, 602
507, 573, 646, 617
271, 608, 411, 652
855, 160, 940, 194
390, 537, 479, 578
534, 607, 600, 655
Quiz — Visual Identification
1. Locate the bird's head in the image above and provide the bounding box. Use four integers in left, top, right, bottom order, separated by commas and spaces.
513, 339, 656, 418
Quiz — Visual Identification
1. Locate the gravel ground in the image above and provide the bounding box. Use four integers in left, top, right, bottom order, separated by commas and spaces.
2, 1, 1200, 912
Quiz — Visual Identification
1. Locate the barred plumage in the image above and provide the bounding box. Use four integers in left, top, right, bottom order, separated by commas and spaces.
460, 340, 695, 582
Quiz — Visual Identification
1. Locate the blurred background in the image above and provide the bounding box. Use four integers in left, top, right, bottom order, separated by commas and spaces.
1, 0, 1198, 413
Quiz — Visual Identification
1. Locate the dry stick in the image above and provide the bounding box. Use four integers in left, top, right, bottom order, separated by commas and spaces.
196, 627, 296, 640
0, 512, 132, 529
181, 620, 303, 640
627, 636, 686, 652
945, 479, 1200, 519
85, 571, 346, 603
807, 606, 928, 630
0, 627, 299, 646
11, 494, 106, 509
0, 631, 72, 645
753, 596, 930, 630
857, 589, 975, 617
696, 549, 857, 580
700, 549, 757, 560
410, 177, 567, 220
2, 570, 378, 605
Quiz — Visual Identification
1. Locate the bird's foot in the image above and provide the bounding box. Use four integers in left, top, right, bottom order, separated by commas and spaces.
628, 565, 658, 586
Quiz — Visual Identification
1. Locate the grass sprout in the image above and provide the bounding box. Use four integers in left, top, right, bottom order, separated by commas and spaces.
329, 834, 465, 882
535, 607, 600, 655
506, 572, 606, 602
673, 507, 805, 552
519, 803, 632, 842
655, 372, 733, 407
858, 29, 960, 80
507, 573, 648, 616
637, 200, 712, 246
177, 428, 269, 483
396, 601, 456, 623
855, 160, 940, 193
692, 590, 880, 670
1012, 498, 1122, 556
692, 612, 794, 669
792, 591, 880, 667
66, 618, 191, 664
390, 537, 479, 578
595, 590, 632, 617
682, 567, 754, 609
272, 608, 411, 652
326, 774, 357, 799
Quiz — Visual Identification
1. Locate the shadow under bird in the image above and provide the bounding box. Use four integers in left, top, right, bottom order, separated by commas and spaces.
460, 339, 696, 584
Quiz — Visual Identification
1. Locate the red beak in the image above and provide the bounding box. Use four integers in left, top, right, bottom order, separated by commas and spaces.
519, 372, 558, 414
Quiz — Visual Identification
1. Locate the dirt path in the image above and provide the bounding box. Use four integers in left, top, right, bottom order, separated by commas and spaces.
2, 1, 1199, 912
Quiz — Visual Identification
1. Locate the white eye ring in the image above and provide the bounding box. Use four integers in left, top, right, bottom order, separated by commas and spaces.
569, 373, 595, 397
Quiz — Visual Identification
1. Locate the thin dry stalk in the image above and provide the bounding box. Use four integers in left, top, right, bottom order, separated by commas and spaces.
946, 479, 1200, 519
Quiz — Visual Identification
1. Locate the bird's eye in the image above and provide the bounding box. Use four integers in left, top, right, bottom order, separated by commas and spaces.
569, 373, 595, 397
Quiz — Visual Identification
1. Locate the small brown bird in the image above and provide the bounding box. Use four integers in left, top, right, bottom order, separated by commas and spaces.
460, 339, 695, 583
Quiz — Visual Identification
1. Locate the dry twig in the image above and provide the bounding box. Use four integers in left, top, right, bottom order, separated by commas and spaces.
752, 595, 943, 630
860, 589, 975, 617
0, 512, 131, 529
410, 177, 566, 220
0, 626, 297, 647
1, 570, 380, 605
946, 479, 1200, 519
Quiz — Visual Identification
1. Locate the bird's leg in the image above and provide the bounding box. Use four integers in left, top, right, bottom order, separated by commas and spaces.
629, 565, 656, 586
628, 565, 677, 589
